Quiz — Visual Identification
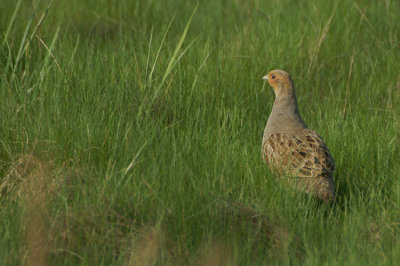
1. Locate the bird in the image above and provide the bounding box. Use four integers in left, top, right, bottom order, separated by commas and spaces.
261, 70, 335, 201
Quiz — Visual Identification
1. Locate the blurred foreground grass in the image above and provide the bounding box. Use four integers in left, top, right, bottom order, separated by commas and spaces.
1, 0, 400, 264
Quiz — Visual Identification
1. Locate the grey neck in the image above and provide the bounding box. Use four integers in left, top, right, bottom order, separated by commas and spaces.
264, 93, 307, 137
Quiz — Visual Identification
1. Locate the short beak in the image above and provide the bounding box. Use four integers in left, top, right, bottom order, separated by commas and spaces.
262, 75, 269, 80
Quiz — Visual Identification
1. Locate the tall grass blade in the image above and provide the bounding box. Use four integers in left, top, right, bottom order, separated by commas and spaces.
154, 4, 198, 99
2, 0, 23, 46
14, 0, 55, 70
147, 17, 175, 87
38, 24, 61, 83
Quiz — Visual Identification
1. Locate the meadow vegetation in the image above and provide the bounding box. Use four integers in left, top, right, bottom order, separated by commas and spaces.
1, 0, 400, 264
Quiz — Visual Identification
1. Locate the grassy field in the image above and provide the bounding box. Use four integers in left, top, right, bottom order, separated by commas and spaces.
1, 0, 400, 264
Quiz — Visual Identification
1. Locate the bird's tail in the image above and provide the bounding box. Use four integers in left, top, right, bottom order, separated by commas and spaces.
314, 177, 335, 202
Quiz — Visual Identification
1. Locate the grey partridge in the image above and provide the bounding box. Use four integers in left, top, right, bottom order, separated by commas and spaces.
262, 70, 335, 201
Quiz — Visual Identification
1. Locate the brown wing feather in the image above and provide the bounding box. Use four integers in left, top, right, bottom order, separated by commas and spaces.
262, 130, 335, 179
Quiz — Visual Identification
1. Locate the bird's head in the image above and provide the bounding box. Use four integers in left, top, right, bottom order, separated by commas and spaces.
263, 70, 294, 96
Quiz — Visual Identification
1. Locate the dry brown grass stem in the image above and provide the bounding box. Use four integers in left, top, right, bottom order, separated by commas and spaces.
307, 7, 336, 75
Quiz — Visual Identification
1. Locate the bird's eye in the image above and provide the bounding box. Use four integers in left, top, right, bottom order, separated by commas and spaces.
272, 75, 276, 79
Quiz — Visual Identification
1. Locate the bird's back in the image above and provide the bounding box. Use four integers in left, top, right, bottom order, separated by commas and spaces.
262, 127, 335, 201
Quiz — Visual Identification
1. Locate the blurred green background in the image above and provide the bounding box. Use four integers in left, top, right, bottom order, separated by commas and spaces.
1, 0, 400, 264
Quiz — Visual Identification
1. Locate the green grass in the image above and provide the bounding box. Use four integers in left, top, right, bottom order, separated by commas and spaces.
1, 0, 400, 264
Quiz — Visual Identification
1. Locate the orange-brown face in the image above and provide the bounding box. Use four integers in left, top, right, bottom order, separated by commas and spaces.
262, 70, 293, 95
